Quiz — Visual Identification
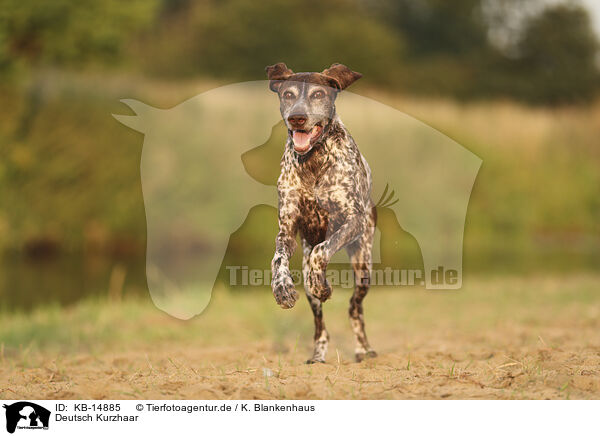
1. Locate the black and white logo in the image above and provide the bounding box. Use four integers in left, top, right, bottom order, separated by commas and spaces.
3, 402, 50, 434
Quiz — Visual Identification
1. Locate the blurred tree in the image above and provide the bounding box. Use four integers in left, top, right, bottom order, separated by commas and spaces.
0, 0, 158, 138
480, 0, 544, 58
139, 0, 405, 85
364, 0, 501, 98
159, 0, 192, 16
513, 3, 600, 103
0, 0, 157, 71
376, 0, 490, 58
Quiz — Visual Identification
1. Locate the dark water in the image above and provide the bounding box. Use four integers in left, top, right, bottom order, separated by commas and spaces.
2, 253, 597, 314
1, 222, 598, 313
0, 256, 148, 312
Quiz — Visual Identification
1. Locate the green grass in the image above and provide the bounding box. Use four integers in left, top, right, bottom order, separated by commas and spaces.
1, 273, 598, 357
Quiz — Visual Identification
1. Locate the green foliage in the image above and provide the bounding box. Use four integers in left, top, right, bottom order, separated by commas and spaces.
141, 0, 405, 83
513, 4, 600, 103
0, 75, 147, 254
0, 0, 158, 72
379, 0, 490, 58
376, 0, 600, 103
1, 0, 599, 103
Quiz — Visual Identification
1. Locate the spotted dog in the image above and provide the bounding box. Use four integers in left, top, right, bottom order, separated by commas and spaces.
266, 62, 377, 363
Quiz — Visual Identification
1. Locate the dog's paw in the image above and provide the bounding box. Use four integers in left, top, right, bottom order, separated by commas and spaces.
355, 350, 378, 363
305, 358, 326, 364
272, 273, 299, 309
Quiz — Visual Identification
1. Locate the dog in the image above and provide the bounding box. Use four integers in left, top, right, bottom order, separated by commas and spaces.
266, 62, 377, 363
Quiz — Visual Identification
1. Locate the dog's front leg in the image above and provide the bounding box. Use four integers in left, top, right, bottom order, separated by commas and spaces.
308, 215, 365, 302
271, 213, 299, 309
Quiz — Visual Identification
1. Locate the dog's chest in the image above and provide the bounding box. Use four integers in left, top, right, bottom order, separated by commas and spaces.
297, 190, 329, 246
278, 141, 350, 245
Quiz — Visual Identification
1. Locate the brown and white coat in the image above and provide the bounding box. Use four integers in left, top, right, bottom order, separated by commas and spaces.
267, 63, 377, 363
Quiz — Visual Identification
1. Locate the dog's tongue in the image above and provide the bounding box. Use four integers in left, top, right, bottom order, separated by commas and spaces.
292, 130, 311, 151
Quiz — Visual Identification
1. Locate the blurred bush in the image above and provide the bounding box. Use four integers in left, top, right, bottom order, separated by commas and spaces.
510, 4, 600, 103
2, 0, 598, 101
135, 0, 405, 85
131, 0, 600, 104
0, 0, 157, 76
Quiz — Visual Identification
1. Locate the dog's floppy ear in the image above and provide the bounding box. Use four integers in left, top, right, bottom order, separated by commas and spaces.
266, 63, 294, 92
321, 63, 362, 91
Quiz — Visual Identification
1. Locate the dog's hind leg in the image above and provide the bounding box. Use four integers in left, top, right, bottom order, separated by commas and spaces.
302, 238, 329, 363
346, 211, 377, 362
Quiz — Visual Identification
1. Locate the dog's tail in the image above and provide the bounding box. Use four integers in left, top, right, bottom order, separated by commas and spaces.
375, 183, 399, 208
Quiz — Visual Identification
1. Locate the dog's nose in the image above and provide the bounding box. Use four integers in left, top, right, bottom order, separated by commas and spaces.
287, 115, 307, 129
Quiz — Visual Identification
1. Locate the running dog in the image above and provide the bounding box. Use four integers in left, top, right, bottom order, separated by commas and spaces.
266, 62, 377, 363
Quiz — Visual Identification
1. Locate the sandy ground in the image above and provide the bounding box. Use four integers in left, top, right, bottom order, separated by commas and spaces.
1, 274, 599, 399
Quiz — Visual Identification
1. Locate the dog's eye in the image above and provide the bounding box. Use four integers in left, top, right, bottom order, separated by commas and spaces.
282, 91, 295, 100
311, 90, 325, 99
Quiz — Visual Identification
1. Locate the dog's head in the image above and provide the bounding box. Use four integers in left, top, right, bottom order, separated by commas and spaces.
265, 63, 362, 155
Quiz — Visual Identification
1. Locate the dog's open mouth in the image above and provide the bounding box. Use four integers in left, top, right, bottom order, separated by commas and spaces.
292, 125, 323, 153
